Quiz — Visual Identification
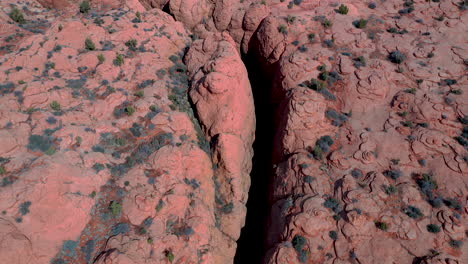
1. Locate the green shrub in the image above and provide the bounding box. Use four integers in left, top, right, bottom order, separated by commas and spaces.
125, 39, 138, 51
9, 7, 26, 24
134, 91, 144, 98
403, 205, 423, 219
50, 101, 61, 111
114, 54, 124, 66
324, 197, 341, 213
85, 38, 96, 51
109, 201, 122, 216
125, 106, 135, 115
389, 51, 406, 64
97, 54, 105, 64
322, 19, 333, 28
338, 4, 349, 14
426, 224, 441, 233
375, 221, 388, 231
329, 230, 338, 240
165, 250, 175, 263
278, 25, 288, 34
292, 235, 309, 263
79, 1, 91, 14
353, 19, 368, 29
27, 134, 55, 154
383, 185, 397, 195
286, 15, 296, 23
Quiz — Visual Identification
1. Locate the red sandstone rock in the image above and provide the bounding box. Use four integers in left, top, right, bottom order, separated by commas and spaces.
1, 0, 467, 263
0, 2, 254, 263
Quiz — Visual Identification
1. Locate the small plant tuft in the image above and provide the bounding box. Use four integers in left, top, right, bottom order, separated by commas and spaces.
50, 101, 61, 111
85, 38, 96, 51
97, 54, 105, 64
353, 19, 368, 29
114, 54, 124, 66
426, 224, 441, 233
125, 39, 138, 51
389, 51, 406, 64
9, 7, 26, 24
79, 1, 91, 14
375, 221, 388, 231
338, 4, 349, 14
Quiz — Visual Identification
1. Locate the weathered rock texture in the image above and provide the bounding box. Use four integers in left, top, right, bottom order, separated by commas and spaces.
249, 1, 467, 264
1, 0, 467, 263
0, 1, 254, 263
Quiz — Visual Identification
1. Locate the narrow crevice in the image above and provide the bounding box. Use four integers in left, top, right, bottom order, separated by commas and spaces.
234, 52, 276, 263
161, 2, 176, 20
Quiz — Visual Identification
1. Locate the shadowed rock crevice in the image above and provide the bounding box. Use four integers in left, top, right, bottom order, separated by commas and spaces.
234, 51, 275, 264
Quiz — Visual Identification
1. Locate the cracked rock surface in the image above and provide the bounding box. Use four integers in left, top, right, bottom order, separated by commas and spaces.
0, 0, 466, 263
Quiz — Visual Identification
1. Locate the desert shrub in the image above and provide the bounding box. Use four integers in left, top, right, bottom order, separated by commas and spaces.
97, 54, 105, 64
329, 230, 338, 240
165, 250, 175, 263
19, 201, 32, 215
50, 101, 61, 111
443, 198, 462, 211
368, 2, 377, 9
388, 27, 408, 34
92, 163, 105, 172
298, 45, 308, 52
383, 185, 397, 195
46, 116, 57, 124
353, 19, 368, 29
324, 197, 341, 213
85, 38, 96, 51
114, 54, 124, 66
354, 56, 366, 68
426, 224, 441, 233
79, 1, 91, 14
404, 205, 423, 219
10, 7, 26, 24
351, 168, 363, 178
389, 51, 406, 64
383, 169, 402, 180
183, 178, 200, 189
292, 235, 309, 263
109, 201, 122, 216
325, 109, 349, 127
134, 90, 144, 98
27, 135, 54, 153
278, 25, 288, 34
415, 173, 437, 198
286, 15, 296, 23
311, 135, 334, 159
132, 11, 142, 23
322, 19, 333, 28
449, 239, 463, 248
130, 123, 144, 137
125, 39, 138, 51
338, 4, 349, 14
375, 221, 388, 231
110, 223, 130, 236
91, 145, 105, 153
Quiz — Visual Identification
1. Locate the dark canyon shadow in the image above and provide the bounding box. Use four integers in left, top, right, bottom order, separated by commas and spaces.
234, 50, 276, 263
